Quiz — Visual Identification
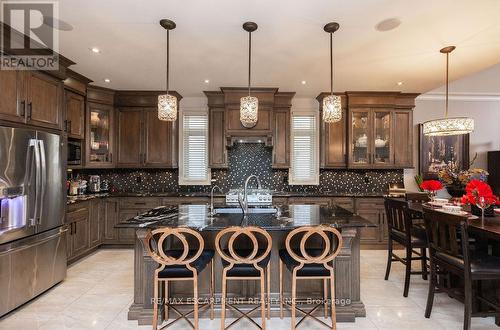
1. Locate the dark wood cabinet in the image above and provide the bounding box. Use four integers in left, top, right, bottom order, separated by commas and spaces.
226, 106, 272, 133
66, 203, 90, 262
144, 109, 177, 168
89, 199, 103, 248
393, 109, 413, 167
65, 90, 85, 139
346, 92, 416, 169
0, 70, 63, 130
116, 108, 178, 168
116, 108, 143, 166
355, 198, 387, 246
317, 93, 347, 169
0, 70, 25, 123
25, 71, 62, 130
86, 102, 114, 167
272, 108, 290, 168
209, 107, 227, 168
103, 199, 119, 243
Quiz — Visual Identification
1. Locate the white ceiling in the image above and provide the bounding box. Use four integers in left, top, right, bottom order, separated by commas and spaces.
57, 0, 500, 97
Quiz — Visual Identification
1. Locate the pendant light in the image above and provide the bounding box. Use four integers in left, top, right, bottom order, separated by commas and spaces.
322, 22, 342, 123
158, 19, 177, 121
422, 46, 474, 136
240, 22, 258, 128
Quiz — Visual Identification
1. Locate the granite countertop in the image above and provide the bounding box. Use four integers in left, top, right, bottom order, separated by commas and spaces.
67, 191, 389, 205
115, 203, 377, 231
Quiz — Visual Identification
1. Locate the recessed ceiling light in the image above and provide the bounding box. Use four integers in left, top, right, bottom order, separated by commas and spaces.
104, 78, 111, 83
204, 79, 210, 84
375, 18, 402, 32
397, 81, 403, 86
90, 47, 101, 54
301, 80, 307, 85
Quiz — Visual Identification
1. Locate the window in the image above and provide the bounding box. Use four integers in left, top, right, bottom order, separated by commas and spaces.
289, 111, 319, 185
179, 111, 210, 185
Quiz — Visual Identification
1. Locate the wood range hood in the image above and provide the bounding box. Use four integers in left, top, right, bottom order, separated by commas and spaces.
204, 87, 295, 168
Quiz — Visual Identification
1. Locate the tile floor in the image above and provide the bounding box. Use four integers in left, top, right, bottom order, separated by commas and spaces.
0, 248, 498, 329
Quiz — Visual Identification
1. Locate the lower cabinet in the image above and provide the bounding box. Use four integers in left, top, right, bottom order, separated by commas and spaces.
89, 199, 103, 248
355, 198, 387, 246
66, 202, 90, 262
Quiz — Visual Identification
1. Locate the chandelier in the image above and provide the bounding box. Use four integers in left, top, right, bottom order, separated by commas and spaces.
158, 19, 177, 121
323, 22, 342, 123
423, 46, 474, 136
240, 22, 258, 128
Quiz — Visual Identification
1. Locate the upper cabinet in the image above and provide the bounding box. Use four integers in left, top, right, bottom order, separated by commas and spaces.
63, 69, 92, 140
272, 92, 294, 168
0, 70, 25, 123
86, 87, 115, 168
0, 70, 63, 130
25, 71, 63, 130
114, 91, 180, 168
346, 92, 418, 169
317, 93, 347, 168
64, 91, 85, 139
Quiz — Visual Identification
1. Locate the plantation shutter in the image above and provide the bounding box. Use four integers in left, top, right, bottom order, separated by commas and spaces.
179, 113, 209, 185
289, 113, 319, 185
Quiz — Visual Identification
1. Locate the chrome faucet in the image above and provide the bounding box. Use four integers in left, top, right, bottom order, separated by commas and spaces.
210, 185, 222, 216
238, 175, 262, 214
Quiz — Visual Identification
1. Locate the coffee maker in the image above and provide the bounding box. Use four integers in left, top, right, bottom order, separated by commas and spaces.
89, 175, 101, 193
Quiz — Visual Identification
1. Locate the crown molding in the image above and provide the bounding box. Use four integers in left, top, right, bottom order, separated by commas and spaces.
418, 92, 500, 101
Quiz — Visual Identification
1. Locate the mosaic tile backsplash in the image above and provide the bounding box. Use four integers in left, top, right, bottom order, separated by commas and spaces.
75, 143, 403, 194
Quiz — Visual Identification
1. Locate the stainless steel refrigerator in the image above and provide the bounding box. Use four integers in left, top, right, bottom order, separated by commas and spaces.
0, 125, 66, 317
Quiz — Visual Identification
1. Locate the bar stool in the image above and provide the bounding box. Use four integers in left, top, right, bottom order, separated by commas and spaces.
279, 225, 343, 330
142, 227, 215, 330
215, 226, 272, 330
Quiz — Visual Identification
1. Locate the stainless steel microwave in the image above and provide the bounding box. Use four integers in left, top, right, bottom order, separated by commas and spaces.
67, 140, 82, 165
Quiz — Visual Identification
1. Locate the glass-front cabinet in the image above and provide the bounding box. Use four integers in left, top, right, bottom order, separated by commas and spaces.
373, 110, 392, 165
348, 108, 393, 168
86, 102, 114, 167
350, 110, 370, 165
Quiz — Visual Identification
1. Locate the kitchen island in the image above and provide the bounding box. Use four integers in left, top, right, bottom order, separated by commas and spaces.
117, 203, 376, 325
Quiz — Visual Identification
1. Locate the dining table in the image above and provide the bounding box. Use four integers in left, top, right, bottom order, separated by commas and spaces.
407, 202, 500, 325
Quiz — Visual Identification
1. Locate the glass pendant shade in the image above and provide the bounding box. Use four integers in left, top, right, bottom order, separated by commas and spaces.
322, 94, 342, 123
422, 117, 474, 136
158, 94, 177, 121
240, 96, 258, 128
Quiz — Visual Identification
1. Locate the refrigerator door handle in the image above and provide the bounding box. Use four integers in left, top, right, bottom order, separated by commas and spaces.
37, 140, 47, 225
27, 139, 40, 227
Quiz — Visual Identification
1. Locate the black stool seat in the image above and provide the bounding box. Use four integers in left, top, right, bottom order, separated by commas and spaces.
391, 229, 427, 247
279, 248, 331, 277
158, 249, 215, 278
221, 249, 271, 277
435, 252, 500, 279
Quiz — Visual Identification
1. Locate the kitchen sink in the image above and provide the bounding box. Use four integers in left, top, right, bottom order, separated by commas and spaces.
214, 207, 278, 214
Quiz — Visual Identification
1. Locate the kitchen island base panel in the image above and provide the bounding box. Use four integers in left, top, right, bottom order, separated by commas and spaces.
128, 228, 365, 324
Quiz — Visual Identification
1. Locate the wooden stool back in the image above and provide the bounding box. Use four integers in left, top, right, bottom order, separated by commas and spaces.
215, 226, 272, 272
285, 225, 343, 272
143, 227, 204, 272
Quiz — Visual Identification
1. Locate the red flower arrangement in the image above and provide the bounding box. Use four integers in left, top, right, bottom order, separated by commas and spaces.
420, 180, 443, 192
460, 180, 499, 206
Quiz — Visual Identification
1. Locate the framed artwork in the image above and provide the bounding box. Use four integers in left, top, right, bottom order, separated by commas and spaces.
418, 124, 470, 179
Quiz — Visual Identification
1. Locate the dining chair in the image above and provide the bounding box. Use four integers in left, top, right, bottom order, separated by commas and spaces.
423, 207, 500, 330
142, 227, 215, 330
405, 192, 430, 220
384, 198, 428, 297
215, 226, 272, 330
279, 225, 343, 330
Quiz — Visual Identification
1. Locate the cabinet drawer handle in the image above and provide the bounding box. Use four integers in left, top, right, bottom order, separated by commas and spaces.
134, 202, 147, 205
27, 102, 32, 120
64, 120, 68, 132
68, 120, 72, 133
19, 100, 26, 117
